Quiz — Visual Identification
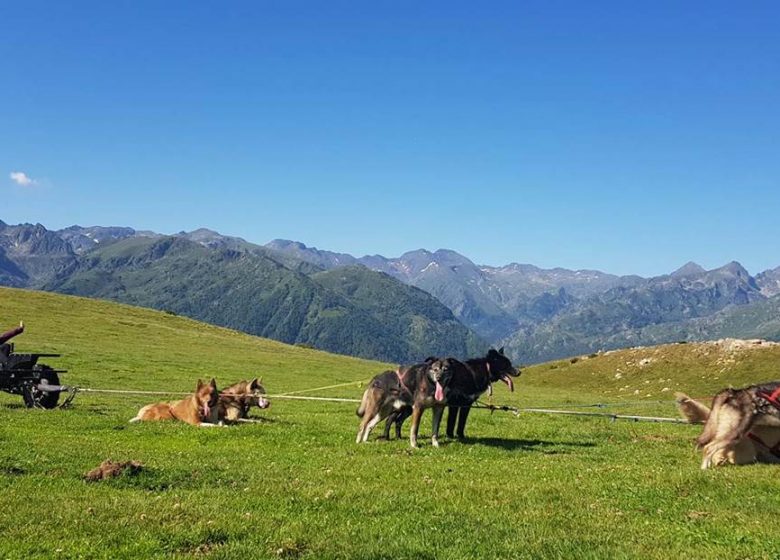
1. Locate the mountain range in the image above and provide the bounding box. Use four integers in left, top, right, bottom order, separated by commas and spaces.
2, 218, 779, 364
0, 221, 482, 363
264, 239, 780, 362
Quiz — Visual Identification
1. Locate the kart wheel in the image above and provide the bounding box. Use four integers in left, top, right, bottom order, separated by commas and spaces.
23, 365, 60, 409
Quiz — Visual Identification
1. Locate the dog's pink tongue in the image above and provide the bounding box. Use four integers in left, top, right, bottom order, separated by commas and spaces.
501, 375, 515, 392
435, 381, 445, 402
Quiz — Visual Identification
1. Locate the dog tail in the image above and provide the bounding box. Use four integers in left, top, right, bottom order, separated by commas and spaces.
696, 391, 728, 448
356, 388, 369, 417
129, 404, 150, 423
696, 389, 756, 450
675, 392, 711, 424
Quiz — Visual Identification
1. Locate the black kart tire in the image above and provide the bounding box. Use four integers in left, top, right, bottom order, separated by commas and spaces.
22, 365, 60, 409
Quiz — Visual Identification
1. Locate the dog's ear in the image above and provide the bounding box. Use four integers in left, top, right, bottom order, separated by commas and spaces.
498, 347, 505, 356
250, 377, 259, 390
209, 378, 217, 390
196, 379, 204, 390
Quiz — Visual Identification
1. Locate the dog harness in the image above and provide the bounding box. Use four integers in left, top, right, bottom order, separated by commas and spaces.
757, 386, 780, 410
396, 367, 413, 396
746, 386, 780, 458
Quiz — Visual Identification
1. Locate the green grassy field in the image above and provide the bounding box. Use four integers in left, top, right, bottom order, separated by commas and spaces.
2, 287, 780, 559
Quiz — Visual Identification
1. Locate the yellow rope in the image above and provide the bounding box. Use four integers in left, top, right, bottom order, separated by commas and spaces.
274, 379, 367, 396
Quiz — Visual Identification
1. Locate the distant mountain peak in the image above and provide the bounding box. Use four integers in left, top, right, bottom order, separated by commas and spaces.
502, 263, 541, 273
395, 248, 476, 269
713, 261, 749, 278
267, 238, 308, 250
264, 239, 357, 270
433, 248, 462, 257
400, 248, 433, 259
431, 248, 475, 266
671, 261, 706, 277
186, 227, 220, 236
180, 228, 232, 242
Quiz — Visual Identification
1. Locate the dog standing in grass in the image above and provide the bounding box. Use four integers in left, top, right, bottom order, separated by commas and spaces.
676, 387, 780, 468
356, 357, 456, 448
380, 350, 521, 441
445, 348, 520, 440
130, 379, 221, 427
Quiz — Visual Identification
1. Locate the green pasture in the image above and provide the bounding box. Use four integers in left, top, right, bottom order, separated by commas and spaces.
1, 288, 780, 559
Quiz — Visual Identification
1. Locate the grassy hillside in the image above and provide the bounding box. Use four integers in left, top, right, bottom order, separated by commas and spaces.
520, 339, 780, 406
2, 288, 780, 559
0, 286, 386, 394
43, 236, 483, 364
639, 295, 780, 344
312, 266, 485, 360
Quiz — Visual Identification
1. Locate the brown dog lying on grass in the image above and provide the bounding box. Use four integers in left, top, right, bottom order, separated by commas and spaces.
217, 378, 270, 423
130, 379, 221, 427
676, 390, 780, 468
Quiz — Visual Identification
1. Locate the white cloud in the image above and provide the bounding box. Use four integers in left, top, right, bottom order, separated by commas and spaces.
9, 171, 38, 187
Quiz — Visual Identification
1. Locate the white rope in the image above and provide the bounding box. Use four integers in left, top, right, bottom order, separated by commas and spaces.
78, 388, 190, 396
517, 407, 688, 424
266, 395, 361, 403
73, 387, 688, 423
78, 377, 368, 399
76, 387, 362, 403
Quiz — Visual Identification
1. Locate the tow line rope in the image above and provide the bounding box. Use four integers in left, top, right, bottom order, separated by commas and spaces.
74, 387, 363, 402
72, 384, 695, 408
473, 401, 688, 424
66, 386, 690, 424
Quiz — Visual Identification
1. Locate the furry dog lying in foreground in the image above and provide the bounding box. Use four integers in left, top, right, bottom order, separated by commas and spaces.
676, 387, 780, 469
130, 379, 220, 427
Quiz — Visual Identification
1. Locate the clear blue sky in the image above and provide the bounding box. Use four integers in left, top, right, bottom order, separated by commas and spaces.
2, 1, 778, 276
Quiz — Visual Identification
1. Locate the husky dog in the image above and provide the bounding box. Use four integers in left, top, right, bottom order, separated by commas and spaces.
677, 385, 780, 469
130, 379, 221, 427
356, 358, 456, 448
381, 356, 438, 440
218, 378, 270, 423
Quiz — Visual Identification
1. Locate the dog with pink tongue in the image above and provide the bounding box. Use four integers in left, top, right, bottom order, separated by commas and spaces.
356, 357, 456, 448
